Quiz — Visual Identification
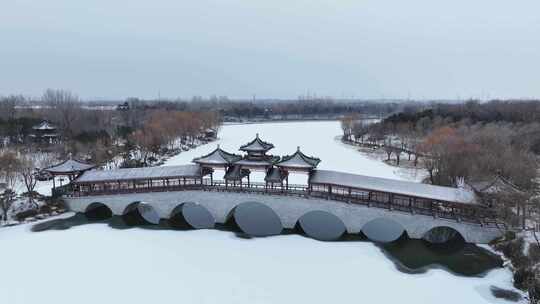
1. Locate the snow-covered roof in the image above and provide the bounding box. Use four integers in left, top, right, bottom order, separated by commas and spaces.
74, 164, 201, 183
310, 170, 477, 205
44, 159, 96, 174
276, 147, 320, 169
469, 175, 525, 195
32, 121, 56, 130
192, 146, 242, 166
239, 134, 274, 152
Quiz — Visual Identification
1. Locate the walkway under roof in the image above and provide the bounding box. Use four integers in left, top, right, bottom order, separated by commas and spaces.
275, 147, 321, 170
239, 133, 274, 153
224, 165, 250, 181
265, 168, 288, 183
309, 170, 477, 205
192, 145, 242, 166
73, 164, 201, 184
44, 159, 96, 175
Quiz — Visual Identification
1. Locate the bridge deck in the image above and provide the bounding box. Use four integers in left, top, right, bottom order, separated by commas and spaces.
65, 178, 500, 228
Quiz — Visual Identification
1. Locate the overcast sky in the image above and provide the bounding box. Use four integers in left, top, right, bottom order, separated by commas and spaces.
1, 0, 539, 100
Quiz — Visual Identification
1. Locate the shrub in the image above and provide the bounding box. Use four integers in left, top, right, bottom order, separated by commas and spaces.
15, 209, 38, 221
529, 243, 540, 264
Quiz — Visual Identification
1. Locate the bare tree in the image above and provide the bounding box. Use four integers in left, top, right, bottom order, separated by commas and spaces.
0, 189, 16, 222
0, 151, 21, 222
0, 95, 23, 121
19, 154, 40, 208
41, 89, 81, 138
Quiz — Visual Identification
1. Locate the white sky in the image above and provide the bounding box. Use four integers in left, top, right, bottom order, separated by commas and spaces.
1, 0, 539, 100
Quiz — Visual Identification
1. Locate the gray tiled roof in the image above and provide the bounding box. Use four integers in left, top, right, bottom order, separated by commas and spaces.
44, 159, 95, 174
276, 147, 320, 169
310, 170, 477, 204
192, 146, 242, 166
239, 134, 274, 152
74, 164, 201, 183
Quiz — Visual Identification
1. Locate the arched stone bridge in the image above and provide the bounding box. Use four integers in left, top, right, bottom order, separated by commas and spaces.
64, 189, 503, 243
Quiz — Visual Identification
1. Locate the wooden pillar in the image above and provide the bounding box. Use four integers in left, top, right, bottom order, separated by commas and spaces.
52, 177, 56, 189
210, 171, 214, 185
388, 193, 394, 210
286, 175, 289, 190
327, 185, 332, 200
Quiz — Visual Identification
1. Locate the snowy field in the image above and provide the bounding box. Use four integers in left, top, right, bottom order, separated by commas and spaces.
1, 121, 523, 304
0, 214, 520, 304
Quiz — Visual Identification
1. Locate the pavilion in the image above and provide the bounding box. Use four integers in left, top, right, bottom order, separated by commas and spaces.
29, 121, 59, 144
192, 134, 321, 189
192, 145, 242, 186
44, 158, 96, 190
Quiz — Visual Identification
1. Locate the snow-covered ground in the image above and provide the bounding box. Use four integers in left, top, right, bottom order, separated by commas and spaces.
0, 121, 524, 303
0, 213, 522, 304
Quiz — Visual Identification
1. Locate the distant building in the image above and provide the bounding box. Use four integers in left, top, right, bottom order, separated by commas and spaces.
467, 175, 527, 207
29, 121, 59, 144
116, 102, 130, 111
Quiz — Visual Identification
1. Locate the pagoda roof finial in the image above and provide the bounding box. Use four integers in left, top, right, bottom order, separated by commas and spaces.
297, 146, 300, 152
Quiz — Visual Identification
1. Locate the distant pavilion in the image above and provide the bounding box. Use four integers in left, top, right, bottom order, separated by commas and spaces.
30, 121, 59, 144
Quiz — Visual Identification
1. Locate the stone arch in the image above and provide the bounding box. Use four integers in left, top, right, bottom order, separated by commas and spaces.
84, 202, 113, 220
296, 210, 346, 241
422, 226, 465, 244
362, 217, 406, 243
121, 201, 160, 225
226, 201, 283, 237
169, 202, 215, 229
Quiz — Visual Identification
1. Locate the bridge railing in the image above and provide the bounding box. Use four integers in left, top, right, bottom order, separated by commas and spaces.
64, 180, 502, 228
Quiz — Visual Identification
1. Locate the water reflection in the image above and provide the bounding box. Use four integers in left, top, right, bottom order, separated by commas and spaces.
31, 213, 503, 277
170, 202, 215, 229
232, 202, 283, 237
362, 218, 405, 243
298, 211, 346, 241
379, 235, 503, 277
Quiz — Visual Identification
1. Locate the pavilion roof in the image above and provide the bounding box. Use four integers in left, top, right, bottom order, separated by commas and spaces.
223, 165, 250, 181
44, 159, 96, 175
33, 121, 57, 131
469, 175, 526, 195
73, 164, 201, 183
310, 170, 477, 205
275, 147, 321, 169
234, 155, 280, 168
239, 134, 274, 152
192, 146, 242, 166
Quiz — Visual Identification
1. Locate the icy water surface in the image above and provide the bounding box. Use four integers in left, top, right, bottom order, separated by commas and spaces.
32, 211, 503, 277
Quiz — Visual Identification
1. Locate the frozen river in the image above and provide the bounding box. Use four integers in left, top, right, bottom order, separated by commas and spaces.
0, 121, 523, 304
165, 120, 425, 184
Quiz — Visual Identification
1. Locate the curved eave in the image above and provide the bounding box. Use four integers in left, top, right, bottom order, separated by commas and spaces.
192, 148, 242, 166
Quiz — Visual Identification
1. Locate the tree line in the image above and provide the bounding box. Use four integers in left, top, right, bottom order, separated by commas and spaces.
341, 100, 539, 230
0, 89, 221, 166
